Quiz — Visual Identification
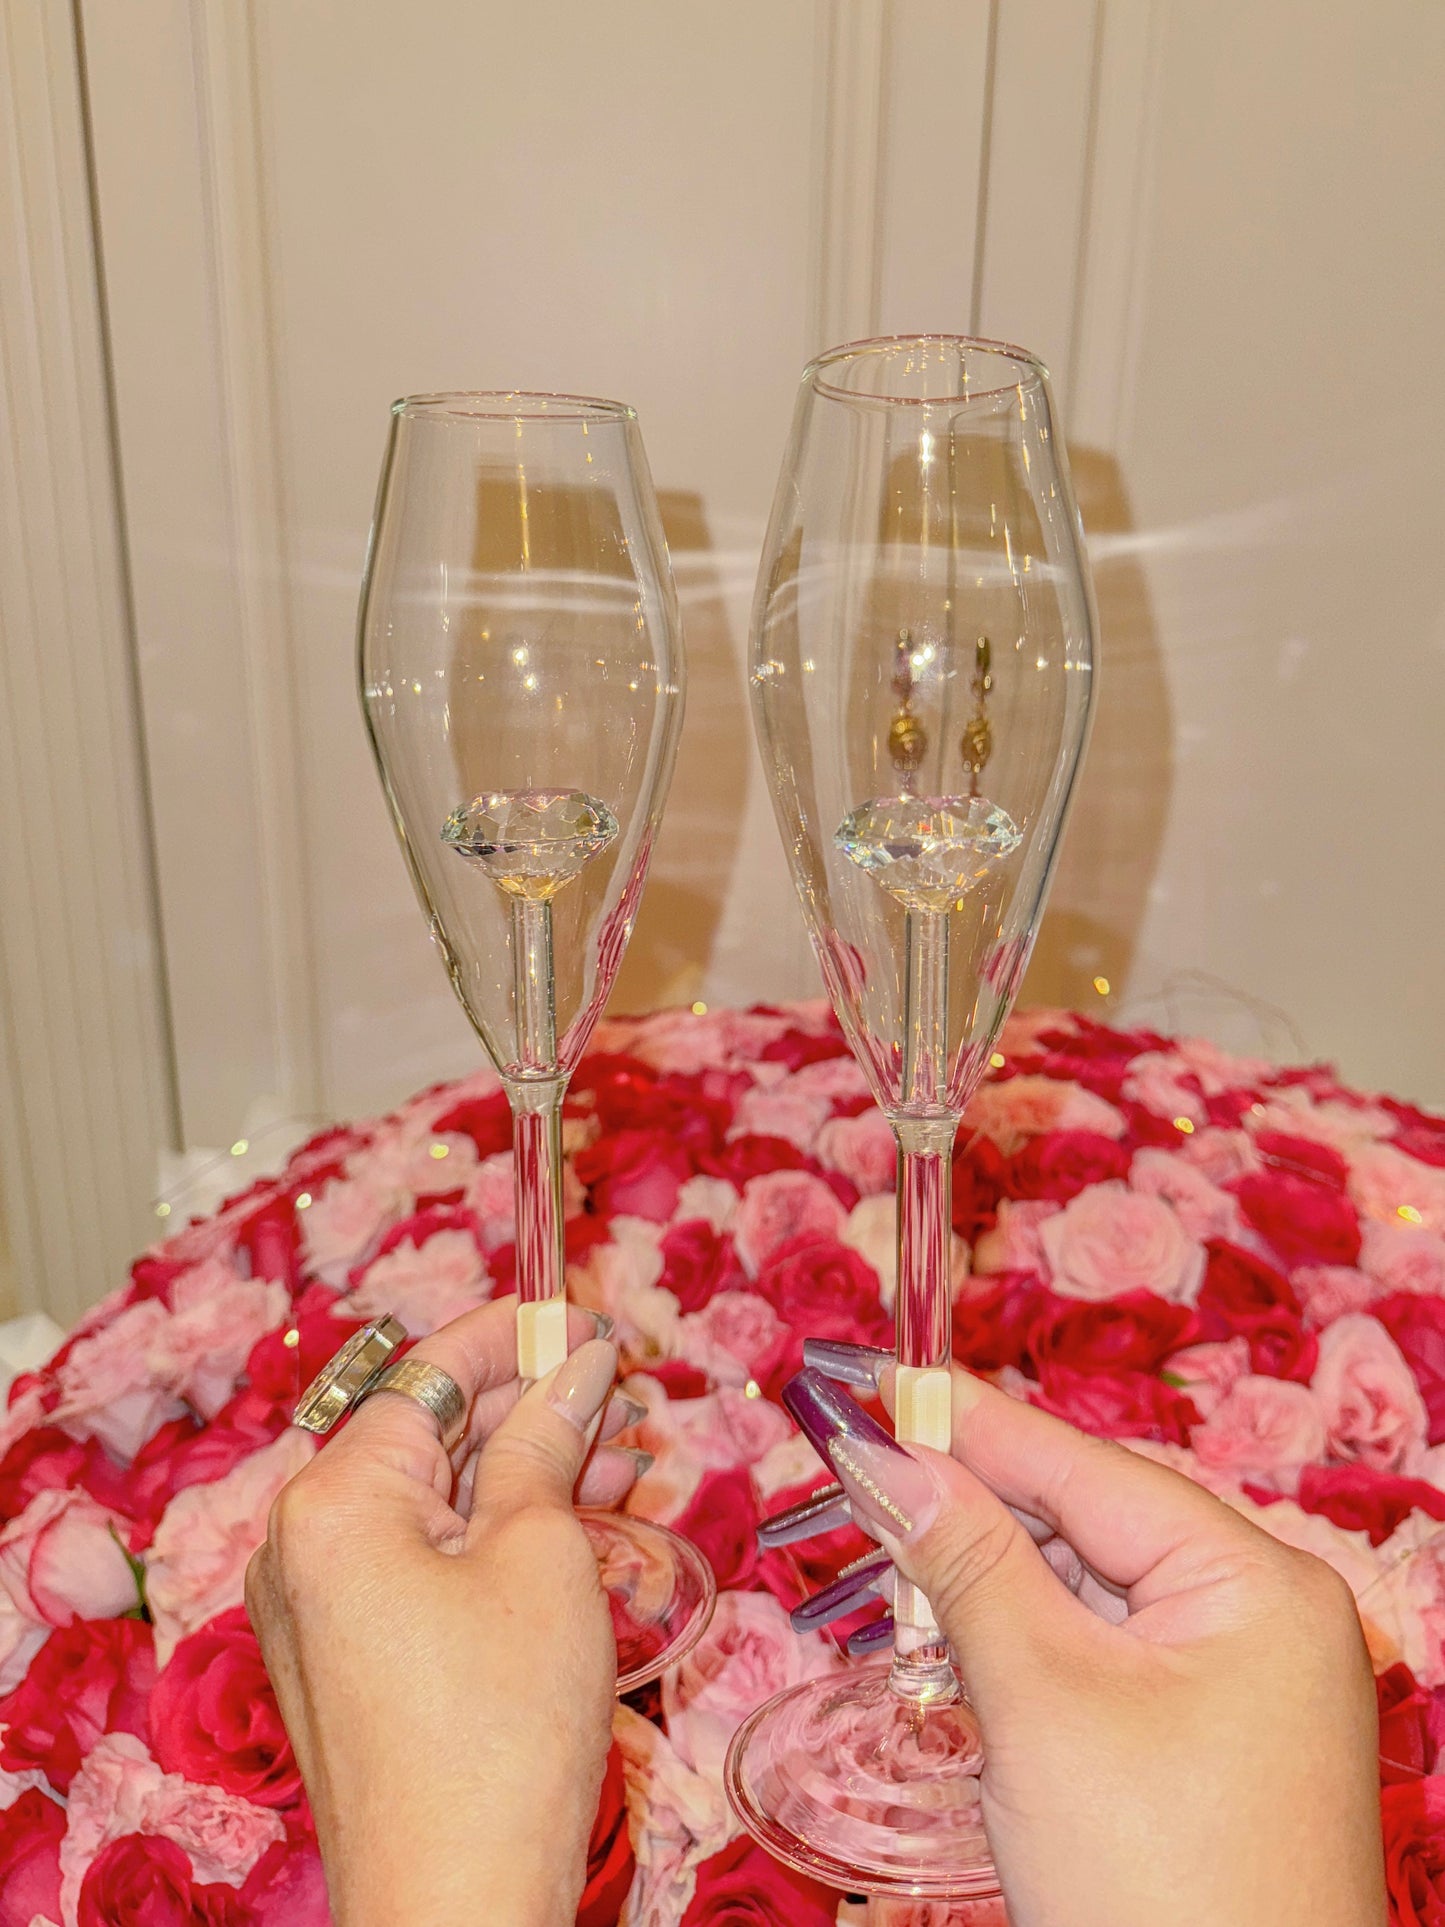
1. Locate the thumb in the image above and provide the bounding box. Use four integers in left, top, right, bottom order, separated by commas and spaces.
466, 1337, 619, 1529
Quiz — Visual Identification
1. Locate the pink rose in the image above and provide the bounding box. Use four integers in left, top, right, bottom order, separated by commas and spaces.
0, 1592, 49, 1697
727, 1085, 832, 1155
152, 1262, 287, 1421
357, 1123, 478, 1200
1039, 1182, 1206, 1305
674, 1292, 790, 1393
50, 1301, 186, 1462
1191, 1376, 1327, 1487
1162, 1337, 1252, 1419
817, 1110, 896, 1196
300, 1174, 397, 1285
1312, 1314, 1428, 1474
732, 1171, 845, 1276
963, 1076, 1126, 1154
59, 1732, 283, 1923
145, 1429, 315, 1665
1293, 1265, 1379, 1327
662, 1590, 839, 1783
788, 1056, 873, 1103
654, 1388, 794, 1473
1179, 1127, 1258, 1186
1360, 1219, 1445, 1298
1120, 1055, 1207, 1128
341, 1228, 490, 1335
0, 1490, 138, 1630
1129, 1148, 1238, 1243
1349, 1144, 1445, 1234
971, 1198, 1059, 1278
463, 1151, 518, 1249
672, 1175, 739, 1232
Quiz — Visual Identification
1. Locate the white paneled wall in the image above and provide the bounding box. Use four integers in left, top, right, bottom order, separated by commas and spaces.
3, 0, 1444, 1318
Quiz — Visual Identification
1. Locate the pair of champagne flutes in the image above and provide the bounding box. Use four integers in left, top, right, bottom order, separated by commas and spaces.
358, 334, 1096, 1899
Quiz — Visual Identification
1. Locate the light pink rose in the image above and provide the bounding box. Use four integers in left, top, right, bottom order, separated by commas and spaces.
341, 1229, 490, 1335
573, 1223, 676, 1366
732, 1171, 846, 1276
817, 1109, 896, 1196
1173, 1036, 1272, 1094
865, 1896, 1010, 1926
146, 1428, 315, 1665
0, 1591, 49, 1695
672, 1175, 738, 1233
962, 1076, 1126, 1154
463, 1152, 517, 1248
653, 1388, 793, 1473
662, 1590, 840, 1783
1359, 1218, 1445, 1298
727, 1085, 831, 1154
357, 1124, 479, 1200
1039, 1181, 1206, 1305
840, 1195, 896, 1309
1348, 1143, 1445, 1234
612, 1703, 733, 1926
154, 1262, 287, 1420
1312, 1313, 1428, 1474
673, 1292, 786, 1391
59, 1732, 284, 1924
1191, 1376, 1327, 1488
1293, 1265, 1379, 1327
300, 1174, 398, 1286
1129, 1148, 1238, 1242
1179, 1127, 1259, 1186
1250, 1094, 1396, 1155
998, 1008, 1075, 1055
789, 1055, 873, 1103
971, 1198, 1060, 1279
1120, 1055, 1207, 1128
0, 1490, 138, 1629
50, 1299, 187, 1461
1163, 1337, 1252, 1419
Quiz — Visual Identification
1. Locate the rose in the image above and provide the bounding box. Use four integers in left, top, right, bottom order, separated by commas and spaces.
1034, 1364, 1198, 1444
1376, 1662, 1445, 1784
77, 1834, 243, 1927
1292, 1265, 1379, 1328
1294, 1465, 1445, 1549
681, 1834, 840, 1925
1129, 1148, 1238, 1242
660, 1220, 746, 1315
340, 1227, 490, 1335
1120, 1054, 1207, 1127
971, 1198, 1058, 1278
299, 1172, 397, 1286
112, 1390, 286, 1545
670, 1467, 763, 1591
1161, 1337, 1252, 1419
1190, 1376, 1327, 1487
952, 1272, 1041, 1375
1361, 1219, 1445, 1298
662, 1590, 839, 1784
816, 1109, 897, 1196
758, 1024, 851, 1073
1236, 1171, 1362, 1271
951, 1137, 1008, 1245
1374, 1293, 1445, 1446
732, 1171, 846, 1275
751, 1235, 891, 1354
576, 1741, 634, 1927
50, 1298, 187, 1461
0, 1786, 64, 1926
245, 1281, 361, 1409
674, 1292, 792, 1397
1195, 1240, 1302, 1356
574, 1128, 694, 1221
1382, 1776, 1445, 1925
655, 1388, 794, 1473
962, 1075, 1126, 1154
0, 1617, 155, 1793
0, 1489, 139, 1629
1029, 1290, 1195, 1376
151, 1263, 288, 1422
1038, 1181, 1206, 1305
1349, 1142, 1445, 1235
1007, 1132, 1131, 1204
1312, 1313, 1428, 1473
151, 1606, 300, 1806
728, 1085, 832, 1154
233, 1827, 330, 1926
0, 1425, 88, 1520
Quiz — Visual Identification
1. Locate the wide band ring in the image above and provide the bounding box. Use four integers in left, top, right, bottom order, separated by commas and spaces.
294, 1315, 408, 1435
366, 1357, 468, 1448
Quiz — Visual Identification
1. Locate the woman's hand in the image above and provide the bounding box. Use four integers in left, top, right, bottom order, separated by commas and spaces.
246, 1299, 640, 1927
825, 1363, 1387, 1927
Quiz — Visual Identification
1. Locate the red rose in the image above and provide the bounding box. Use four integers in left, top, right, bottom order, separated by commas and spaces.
760, 1029, 850, 1071
1253, 1131, 1349, 1190
427, 1088, 514, 1158
577, 1741, 634, 1927
574, 1129, 694, 1220
751, 1236, 890, 1353
1236, 1172, 1361, 1270
587, 1066, 730, 1157
77, 1834, 243, 1927
1382, 1777, 1445, 1925
660, 1220, 746, 1315
246, 1282, 359, 1407
1374, 1294, 1445, 1445
951, 1138, 1008, 1245
113, 1390, 287, 1544
351, 1204, 485, 1287
0, 1618, 154, 1793
152, 1605, 300, 1806
237, 1194, 306, 1293
703, 1135, 810, 1188
1196, 1242, 1299, 1334
0, 1426, 88, 1522
235, 1830, 329, 1925
1035, 1364, 1199, 1444
681, 1834, 839, 1925
1030, 1290, 1195, 1376
0, 1787, 64, 1927
952, 1272, 1041, 1374
1377, 1664, 1444, 1785
672, 1468, 762, 1590
1007, 1132, 1132, 1203
1293, 1464, 1445, 1549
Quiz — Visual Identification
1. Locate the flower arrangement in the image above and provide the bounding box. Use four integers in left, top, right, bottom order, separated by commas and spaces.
1, 1001, 1444, 1924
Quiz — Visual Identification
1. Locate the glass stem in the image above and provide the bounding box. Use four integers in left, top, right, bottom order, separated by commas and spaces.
891, 907, 960, 1705
509, 896, 568, 1381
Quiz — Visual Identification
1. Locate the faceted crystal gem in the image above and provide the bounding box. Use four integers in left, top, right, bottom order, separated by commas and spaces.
835, 793, 1022, 912
441, 787, 619, 900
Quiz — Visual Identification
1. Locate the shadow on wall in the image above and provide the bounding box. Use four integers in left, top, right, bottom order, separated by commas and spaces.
608, 490, 749, 1013
1022, 446, 1173, 1015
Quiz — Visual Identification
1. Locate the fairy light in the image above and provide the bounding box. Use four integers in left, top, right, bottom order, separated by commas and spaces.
989, 1053, 1006, 1069
429, 1142, 450, 1160
282, 1328, 301, 1349
154, 1201, 172, 1219
295, 1192, 313, 1210
743, 1379, 762, 1399
230, 1139, 249, 1157
1398, 1204, 1424, 1225
1173, 1117, 1195, 1135
691, 1001, 708, 1016
1093, 976, 1111, 997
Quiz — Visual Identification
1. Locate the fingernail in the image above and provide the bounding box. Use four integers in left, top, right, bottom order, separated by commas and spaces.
782, 1370, 941, 1543
612, 1393, 648, 1429
545, 1338, 618, 1432
756, 1481, 851, 1549
618, 1446, 655, 1476
587, 1310, 615, 1340
847, 1613, 895, 1657
789, 1550, 892, 1632
802, 1338, 892, 1391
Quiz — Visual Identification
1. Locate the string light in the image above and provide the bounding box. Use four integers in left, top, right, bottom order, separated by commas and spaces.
1398, 1204, 1424, 1225
295, 1192, 312, 1210
989, 1053, 1006, 1069
230, 1139, 249, 1157
429, 1142, 450, 1160
1173, 1117, 1195, 1135
691, 1001, 708, 1016
282, 1328, 300, 1349
154, 1201, 171, 1219
1093, 976, 1111, 997
743, 1379, 762, 1399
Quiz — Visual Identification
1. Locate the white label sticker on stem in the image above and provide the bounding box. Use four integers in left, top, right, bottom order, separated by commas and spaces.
517, 1293, 569, 1382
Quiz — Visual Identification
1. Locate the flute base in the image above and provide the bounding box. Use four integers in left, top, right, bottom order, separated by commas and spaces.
582, 1512, 716, 1694
723, 1662, 1000, 1899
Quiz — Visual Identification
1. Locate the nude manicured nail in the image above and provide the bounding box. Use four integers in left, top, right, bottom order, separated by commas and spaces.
612, 1394, 648, 1429
588, 1310, 616, 1340
545, 1339, 618, 1432
619, 1446, 655, 1476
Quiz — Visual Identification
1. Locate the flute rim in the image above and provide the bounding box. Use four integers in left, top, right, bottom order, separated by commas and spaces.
391, 390, 637, 424
805, 332, 1049, 406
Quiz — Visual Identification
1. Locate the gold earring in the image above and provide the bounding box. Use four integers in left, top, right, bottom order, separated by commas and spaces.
886, 628, 928, 792
960, 636, 993, 798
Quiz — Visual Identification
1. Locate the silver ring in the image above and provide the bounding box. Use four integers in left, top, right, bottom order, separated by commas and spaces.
365, 1357, 468, 1448
294, 1316, 408, 1434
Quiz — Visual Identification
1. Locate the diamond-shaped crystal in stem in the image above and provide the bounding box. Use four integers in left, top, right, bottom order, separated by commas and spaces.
441, 787, 619, 900
835, 794, 1022, 911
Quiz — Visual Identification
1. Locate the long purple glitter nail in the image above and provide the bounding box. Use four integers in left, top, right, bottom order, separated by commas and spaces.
789, 1550, 893, 1633
846, 1613, 895, 1657
756, 1481, 852, 1549
802, 1337, 893, 1390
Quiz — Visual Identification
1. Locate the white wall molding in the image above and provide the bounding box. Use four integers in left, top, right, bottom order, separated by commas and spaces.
811, 0, 891, 352
0, 0, 175, 1322
79, 0, 318, 1148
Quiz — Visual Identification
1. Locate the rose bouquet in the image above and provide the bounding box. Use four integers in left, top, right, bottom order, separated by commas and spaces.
1, 1002, 1444, 1924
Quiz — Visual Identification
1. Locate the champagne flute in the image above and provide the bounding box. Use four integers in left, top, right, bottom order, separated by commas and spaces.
358, 392, 714, 1689
724, 338, 1096, 1894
